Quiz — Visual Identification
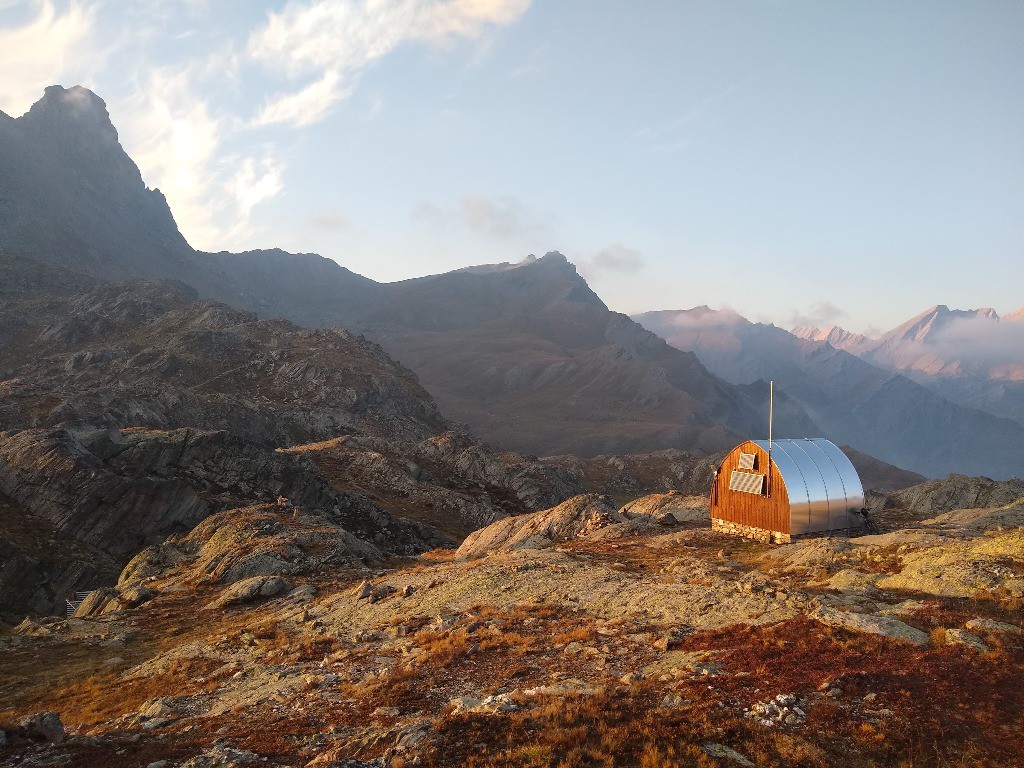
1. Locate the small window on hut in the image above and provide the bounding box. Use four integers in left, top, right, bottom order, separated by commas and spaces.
728, 470, 764, 495
737, 452, 756, 470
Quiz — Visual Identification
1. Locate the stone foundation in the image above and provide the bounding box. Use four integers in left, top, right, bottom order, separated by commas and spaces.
712, 517, 864, 544
712, 517, 790, 544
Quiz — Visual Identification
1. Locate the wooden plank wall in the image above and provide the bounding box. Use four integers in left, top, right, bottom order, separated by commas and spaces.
710, 440, 790, 534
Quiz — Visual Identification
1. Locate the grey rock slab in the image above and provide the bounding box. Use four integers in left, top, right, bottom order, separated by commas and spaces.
206, 575, 292, 608
815, 606, 929, 645
701, 742, 756, 767
944, 628, 989, 652
965, 618, 1023, 635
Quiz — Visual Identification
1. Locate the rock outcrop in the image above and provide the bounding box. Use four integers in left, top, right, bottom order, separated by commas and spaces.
884, 474, 1024, 514
0, 427, 446, 619
619, 491, 709, 523
456, 494, 648, 558
283, 432, 585, 539
876, 527, 1024, 599
0, 273, 451, 447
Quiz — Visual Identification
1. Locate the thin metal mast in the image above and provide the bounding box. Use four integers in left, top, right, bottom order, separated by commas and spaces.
767, 380, 773, 497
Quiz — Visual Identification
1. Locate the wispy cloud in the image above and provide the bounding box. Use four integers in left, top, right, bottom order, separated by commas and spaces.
459, 195, 545, 240
0, 0, 99, 116
309, 211, 352, 231
226, 155, 284, 222
248, 0, 532, 128
788, 301, 848, 330
119, 66, 284, 250
253, 69, 349, 127
574, 244, 647, 280
632, 84, 738, 154
119, 67, 225, 247
509, 43, 550, 79
416, 194, 552, 243
590, 243, 645, 273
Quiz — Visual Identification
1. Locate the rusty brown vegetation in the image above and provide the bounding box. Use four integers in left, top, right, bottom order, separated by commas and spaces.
3, 500, 1023, 767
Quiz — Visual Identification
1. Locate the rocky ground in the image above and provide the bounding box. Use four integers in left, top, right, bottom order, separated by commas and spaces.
2, 479, 1022, 768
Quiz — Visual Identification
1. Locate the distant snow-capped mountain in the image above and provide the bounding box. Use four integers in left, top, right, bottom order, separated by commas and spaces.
635, 306, 1024, 479
791, 325, 872, 354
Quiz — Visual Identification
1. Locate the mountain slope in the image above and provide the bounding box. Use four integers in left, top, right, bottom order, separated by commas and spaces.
2, 87, 806, 460
336, 254, 819, 457
636, 307, 1024, 479
0, 255, 598, 618
0, 259, 450, 447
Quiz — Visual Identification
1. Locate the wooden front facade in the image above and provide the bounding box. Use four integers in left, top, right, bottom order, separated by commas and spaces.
710, 440, 791, 534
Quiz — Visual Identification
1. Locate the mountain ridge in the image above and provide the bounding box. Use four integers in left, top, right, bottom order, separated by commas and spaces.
2, 84, 1014, 472
831, 305, 1024, 427
636, 306, 1024, 479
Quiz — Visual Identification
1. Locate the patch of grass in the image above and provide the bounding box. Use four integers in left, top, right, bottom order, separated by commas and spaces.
54, 655, 225, 726
680, 617, 1024, 766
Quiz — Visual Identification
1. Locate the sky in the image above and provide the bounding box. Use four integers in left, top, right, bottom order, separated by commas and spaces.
1, 0, 1022, 335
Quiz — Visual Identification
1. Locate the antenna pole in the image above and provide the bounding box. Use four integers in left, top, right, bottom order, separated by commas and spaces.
767, 380, 773, 497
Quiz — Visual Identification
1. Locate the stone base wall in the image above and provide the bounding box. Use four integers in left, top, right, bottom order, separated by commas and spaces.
712, 517, 863, 544
711, 517, 790, 544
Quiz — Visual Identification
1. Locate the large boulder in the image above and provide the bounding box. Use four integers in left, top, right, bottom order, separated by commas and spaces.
619, 491, 709, 523
456, 494, 630, 558
206, 575, 292, 609
17, 711, 65, 743
887, 475, 1024, 515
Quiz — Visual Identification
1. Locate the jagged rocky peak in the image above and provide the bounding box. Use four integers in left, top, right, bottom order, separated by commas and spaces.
4, 84, 166, 215
17, 85, 135, 184
23, 85, 114, 128
886, 304, 1001, 345
535, 251, 608, 309
540, 250, 568, 264
792, 324, 871, 350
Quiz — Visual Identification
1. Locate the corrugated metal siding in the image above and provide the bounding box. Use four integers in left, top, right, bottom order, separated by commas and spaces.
766, 442, 810, 534
751, 438, 864, 534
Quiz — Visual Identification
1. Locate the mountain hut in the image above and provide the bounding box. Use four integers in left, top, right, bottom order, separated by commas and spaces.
710, 438, 865, 543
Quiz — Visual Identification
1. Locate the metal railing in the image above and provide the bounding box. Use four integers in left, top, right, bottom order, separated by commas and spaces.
65, 590, 93, 617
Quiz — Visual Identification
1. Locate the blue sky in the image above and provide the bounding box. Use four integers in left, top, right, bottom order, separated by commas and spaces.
1, 1, 1021, 334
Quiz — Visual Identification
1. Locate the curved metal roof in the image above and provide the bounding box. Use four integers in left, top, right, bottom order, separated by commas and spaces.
751, 438, 865, 534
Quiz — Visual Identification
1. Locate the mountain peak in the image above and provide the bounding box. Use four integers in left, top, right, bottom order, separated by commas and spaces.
0, 84, 196, 283
21, 85, 119, 145
540, 251, 569, 264
791, 325, 821, 339
886, 304, 1003, 345
792, 324, 871, 351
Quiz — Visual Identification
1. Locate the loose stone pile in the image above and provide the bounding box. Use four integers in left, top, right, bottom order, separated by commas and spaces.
745, 693, 807, 727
